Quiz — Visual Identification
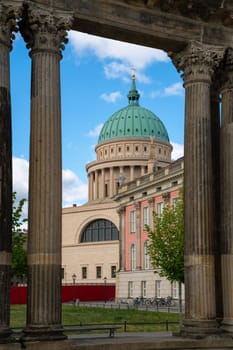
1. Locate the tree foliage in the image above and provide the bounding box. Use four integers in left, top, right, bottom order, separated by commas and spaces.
146, 189, 184, 284
12, 192, 28, 283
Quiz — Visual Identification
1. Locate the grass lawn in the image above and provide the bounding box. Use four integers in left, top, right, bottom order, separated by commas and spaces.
10, 304, 180, 332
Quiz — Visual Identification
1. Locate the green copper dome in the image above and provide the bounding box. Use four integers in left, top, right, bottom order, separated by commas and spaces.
98, 73, 169, 144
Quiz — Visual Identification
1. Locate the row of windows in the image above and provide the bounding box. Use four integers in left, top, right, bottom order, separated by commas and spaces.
99, 145, 168, 157
129, 198, 178, 233
80, 265, 117, 279
128, 280, 179, 298
130, 241, 150, 271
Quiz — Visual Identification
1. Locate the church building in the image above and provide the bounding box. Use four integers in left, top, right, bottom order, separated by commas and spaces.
61, 72, 183, 300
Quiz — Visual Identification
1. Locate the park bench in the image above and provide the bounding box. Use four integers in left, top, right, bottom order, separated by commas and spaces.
63, 324, 121, 337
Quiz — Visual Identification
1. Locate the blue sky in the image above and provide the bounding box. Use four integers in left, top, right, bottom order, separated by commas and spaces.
11, 30, 184, 212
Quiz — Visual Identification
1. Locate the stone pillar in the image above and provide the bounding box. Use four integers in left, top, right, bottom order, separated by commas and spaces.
117, 206, 125, 271
0, 2, 19, 342
219, 48, 233, 333
19, 5, 73, 341
109, 167, 114, 197
171, 41, 224, 337
130, 166, 134, 181
94, 170, 98, 200
101, 168, 105, 199
210, 83, 223, 322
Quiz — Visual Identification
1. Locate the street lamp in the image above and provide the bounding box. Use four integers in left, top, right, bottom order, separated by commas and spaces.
104, 277, 107, 303
72, 273, 77, 303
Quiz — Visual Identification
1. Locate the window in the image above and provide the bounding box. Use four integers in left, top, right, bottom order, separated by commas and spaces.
96, 266, 102, 279
142, 206, 149, 229
82, 266, 87, 279
130, 210, 136, 233
155, 280, 161, 298
130, 244, 136, 270
141, 281, 147, 297
111, 265, 116, 278
172, 281, 179, 299
144, 241, 150, 269
128, 281, 133, 298
157, 202, 164, 217
172, 197, 178, 206
118, 147, 121, 152
81, 219, 119, 242
135, 146, 138, 152
144, 146, 147, 152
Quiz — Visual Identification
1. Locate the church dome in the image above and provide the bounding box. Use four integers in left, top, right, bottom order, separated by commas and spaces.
98, 72, 169, 144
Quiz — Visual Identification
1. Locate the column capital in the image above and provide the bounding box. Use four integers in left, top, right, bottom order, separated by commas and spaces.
170, 41, 225, 84
19, 4, 73, 56
0, 1, 22, 48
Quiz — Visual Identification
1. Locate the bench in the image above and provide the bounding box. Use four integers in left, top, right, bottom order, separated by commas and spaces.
63, 325, 121, 338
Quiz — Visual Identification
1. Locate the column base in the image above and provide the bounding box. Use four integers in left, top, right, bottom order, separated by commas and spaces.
21, 326, 67, 342
179, 319, 221, 339
221, 319, 233, 336
0, 327, 13, 344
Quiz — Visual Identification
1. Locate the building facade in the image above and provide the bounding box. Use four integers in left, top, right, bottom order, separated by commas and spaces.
62, 73, 183, 299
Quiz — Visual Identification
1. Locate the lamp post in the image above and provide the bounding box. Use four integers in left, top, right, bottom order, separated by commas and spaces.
104, 277, 107, 303
72, 273, 76, 304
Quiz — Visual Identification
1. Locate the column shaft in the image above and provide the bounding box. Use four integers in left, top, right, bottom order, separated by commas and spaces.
171, 41, 224, 337
0, 29, 12, 342
220, 51, 233, 332
0, 3, 20, 340
19, 5, 72, 341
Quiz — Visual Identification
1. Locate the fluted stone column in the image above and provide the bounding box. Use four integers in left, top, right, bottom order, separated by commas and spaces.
219, 48, 233, 333
0, 2, 19, 342
210, 84, 223, 322
171, 41, 224, 337
19, 5, 72, 341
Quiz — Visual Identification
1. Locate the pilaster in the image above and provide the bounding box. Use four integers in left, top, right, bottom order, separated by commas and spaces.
135, 202, 141, 270
117, 206, 126, 271
19, 4, 73, 341
171, 41, 224, 338
219, 47, 233, 334
0, 2, 21, 342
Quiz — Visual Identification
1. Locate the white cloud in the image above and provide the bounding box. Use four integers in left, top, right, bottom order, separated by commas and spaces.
151, 82, 184, 98
171, 142, 184, 160
164, 82, 184, 96
100, 91, 122, 103
69, 31, 168, 82
13, 157, 29, 199
87, 123, 104, 137
12, 157, 88, 208
62, 169, 88, 206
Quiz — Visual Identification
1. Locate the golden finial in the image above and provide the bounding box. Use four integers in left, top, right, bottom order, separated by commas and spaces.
132, 67, 135, 80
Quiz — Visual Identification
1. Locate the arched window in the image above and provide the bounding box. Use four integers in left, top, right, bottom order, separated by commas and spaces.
130, 244, 136, 270
81, 219, 119, 243
144, 241, 150, 269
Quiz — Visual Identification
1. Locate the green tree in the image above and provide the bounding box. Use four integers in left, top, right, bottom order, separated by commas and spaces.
12, 192, 28, 284
146, 189, 184, 326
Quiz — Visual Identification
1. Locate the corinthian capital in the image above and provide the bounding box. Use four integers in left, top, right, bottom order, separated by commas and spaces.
170, 41, 225, 84
0, 1, 22, 48
19, 4, 73, 55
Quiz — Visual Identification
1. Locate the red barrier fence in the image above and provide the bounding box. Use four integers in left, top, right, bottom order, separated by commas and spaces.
11, 284, 115, 304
